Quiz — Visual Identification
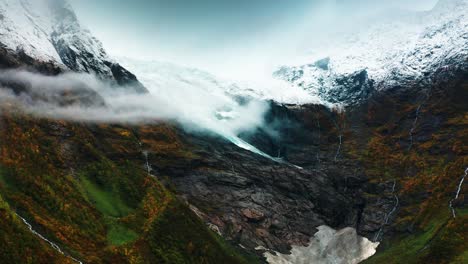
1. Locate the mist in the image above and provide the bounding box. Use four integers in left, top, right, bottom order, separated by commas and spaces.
0, 0, 443, 158
0, 69, 271, 153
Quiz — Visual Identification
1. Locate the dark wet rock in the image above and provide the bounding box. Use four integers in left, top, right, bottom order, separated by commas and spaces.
273, 61, 376, 105
242, 208, 265, 222
155, 62, 468, 255
149, 127, 369, 252
321, 69, 375, 104
0, 46, 62, 75
313, 57, 330, 71
106, 62, 147, 93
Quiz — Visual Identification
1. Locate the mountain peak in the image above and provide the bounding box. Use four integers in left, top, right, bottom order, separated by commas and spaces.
274, 0, 467, 106
0, 0, 147, 92
433, 0, 468, 11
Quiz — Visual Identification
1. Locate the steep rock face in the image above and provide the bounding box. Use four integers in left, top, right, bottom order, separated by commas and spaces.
159, 132, 366, 253
0, 46, 62, 74
134, 51, 466, 261
274, 64, 375, 105
358, 64, 467, 264
0, 0, 146, 92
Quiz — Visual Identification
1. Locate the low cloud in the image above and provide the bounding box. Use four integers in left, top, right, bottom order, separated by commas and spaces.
0, 69, 270, 142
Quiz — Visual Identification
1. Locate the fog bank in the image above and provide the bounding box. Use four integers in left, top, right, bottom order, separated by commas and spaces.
0, 70, 270, 153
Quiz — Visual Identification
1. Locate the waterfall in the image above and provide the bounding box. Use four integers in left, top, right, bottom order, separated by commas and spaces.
138, 141, 157, 178
225, 135, 303, 169
335, 134, 343, 162
16, 213, 83, 264
142, 150, 153, 176
449, 167, 468, 218
407, 87, 433, 152
374, 179, 399, 241
330, 112, 343, 163
407, 105, 422, 151
315, 110, 322, 165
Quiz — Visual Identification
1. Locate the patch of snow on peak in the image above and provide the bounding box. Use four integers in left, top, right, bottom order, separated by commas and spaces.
0, 0, 62, 62
0, 0, 126, 80
275, 0, 468, 105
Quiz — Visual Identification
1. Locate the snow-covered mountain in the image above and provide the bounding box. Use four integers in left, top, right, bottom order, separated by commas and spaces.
0, 0, 146, 92
274, 0, 468, 105
119, 57, 322, 105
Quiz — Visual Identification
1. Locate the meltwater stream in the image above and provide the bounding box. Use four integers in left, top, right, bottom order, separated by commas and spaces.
225, 135, 303, 169
16, 213, 83, 263
374, 180, 399, 241
449, 167, 468, 218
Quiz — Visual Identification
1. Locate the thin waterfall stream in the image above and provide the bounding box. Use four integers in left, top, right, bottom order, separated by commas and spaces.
449, 167, 468, 218
16, 213, 83, 263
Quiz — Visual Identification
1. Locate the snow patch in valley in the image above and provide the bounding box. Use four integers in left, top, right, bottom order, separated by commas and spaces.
261, 226, 379, 264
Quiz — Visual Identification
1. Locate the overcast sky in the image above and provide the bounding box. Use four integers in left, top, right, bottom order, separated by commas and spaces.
69, 0, 438, 77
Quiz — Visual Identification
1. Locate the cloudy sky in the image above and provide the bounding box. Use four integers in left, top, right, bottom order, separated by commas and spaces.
69, 0, 438, 77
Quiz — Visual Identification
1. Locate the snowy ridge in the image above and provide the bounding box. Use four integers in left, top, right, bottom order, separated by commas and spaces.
51, 1, 113, 77
0, 0, 111, 67
0, 0, 145, 91
274, 0, 468, 105
0, 0, 62, 63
